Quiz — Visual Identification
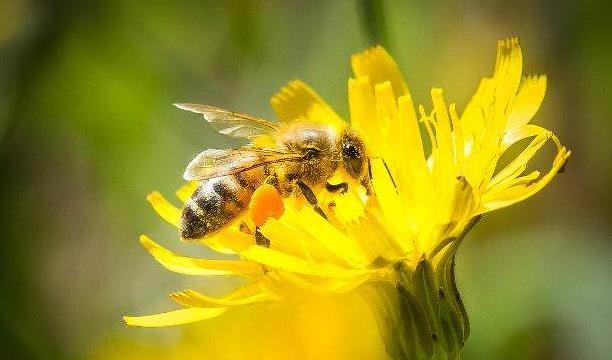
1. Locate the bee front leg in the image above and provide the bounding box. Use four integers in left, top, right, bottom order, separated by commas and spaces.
295, 180, 328, 220
325, 181, 348, 194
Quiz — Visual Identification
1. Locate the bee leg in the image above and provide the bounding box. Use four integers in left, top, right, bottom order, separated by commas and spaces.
325, 181, 348, 194
264, 173, 280, 188
296, 180, 328, 220
239, 221, 252, 234
254, 227, 271, 247
361, 179, 372, 196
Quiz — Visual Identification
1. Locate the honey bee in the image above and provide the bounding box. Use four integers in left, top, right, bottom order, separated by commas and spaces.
174, 103, 371, 244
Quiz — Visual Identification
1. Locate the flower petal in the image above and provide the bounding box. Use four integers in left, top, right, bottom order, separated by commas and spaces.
480, 138, 570, 213
266, 271, 374, 296
281, 207, 369, 267
175, 181, 198, 203
431, 89, 456, 180
507, 75, 547, 130
238, 243, 372, 278
270, 80, 344, 129
488, 129, 551, 191
348, 77, 377, 146
170, 286, 272, 307
147, 191, 181, 228
502, 124, 547, 148
123, 307, 227, 327
493, 38, 523, 106
140, 235, 263, 276
351, 45, 408, 97
256, 211, 331, 262
397, 94, 428, 176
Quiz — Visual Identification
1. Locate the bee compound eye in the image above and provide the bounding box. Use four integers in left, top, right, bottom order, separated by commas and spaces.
342, 142, 363, 176
342, 143, 358, 158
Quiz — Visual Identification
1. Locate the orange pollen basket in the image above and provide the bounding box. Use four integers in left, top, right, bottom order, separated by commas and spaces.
248, 184, 285, 226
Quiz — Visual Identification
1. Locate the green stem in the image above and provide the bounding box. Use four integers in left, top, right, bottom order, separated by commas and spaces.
356, 0, 391, 49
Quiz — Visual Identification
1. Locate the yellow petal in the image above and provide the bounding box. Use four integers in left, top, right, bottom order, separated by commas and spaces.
282, 207, 369, 267
369, 159, 412, 253
449, 103, 465, 165
447, 177, 477, 233
147, 191, 181, 228
140, 235, 263, 276
270, 80, 344, 129
170, 287, 272, 307
170, 282, 275, 308
462, 38, 523, 154
239, 243, 371, 278
373, 81, 399, 171
502, 124, 547, 148
123, 307, 226, 327
460, 77, 492, 143
493, 38, 523, 103
370, 160, 402, 221
175, 181, 198, 203
397, 94, 427, 176
255, 212, 330, 262
489, 130, 551, 190
351, 45, 408, 97
431, 88, 455, 177
348, 77, 377, 147
318, 273, 375, 293
481, 139, 570, 213
507, 75, 547, 130
328, 184, 367, 224
267, 271, 373, 296
345, 212, 407, 263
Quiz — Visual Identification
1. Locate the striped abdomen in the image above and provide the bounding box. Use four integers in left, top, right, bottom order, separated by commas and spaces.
180, 169, 265, 240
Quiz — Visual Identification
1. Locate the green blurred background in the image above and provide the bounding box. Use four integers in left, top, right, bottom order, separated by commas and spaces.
0, 0, 610, 359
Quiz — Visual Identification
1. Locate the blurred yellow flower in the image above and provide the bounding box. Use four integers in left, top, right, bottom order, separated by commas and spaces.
125, 38, 569, 358
99, 294, 386, 360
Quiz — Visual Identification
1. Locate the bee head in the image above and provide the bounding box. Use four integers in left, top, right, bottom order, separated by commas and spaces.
340, 132, 368, 182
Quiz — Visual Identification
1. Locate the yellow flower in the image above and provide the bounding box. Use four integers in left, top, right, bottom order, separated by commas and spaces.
124, 38, 569, 355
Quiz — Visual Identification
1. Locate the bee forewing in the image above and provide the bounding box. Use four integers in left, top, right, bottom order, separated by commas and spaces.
174, 103, 279, 138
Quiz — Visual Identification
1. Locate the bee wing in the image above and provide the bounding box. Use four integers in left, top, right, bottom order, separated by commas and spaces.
184, 148, 302, 181
174, 103, 279, 138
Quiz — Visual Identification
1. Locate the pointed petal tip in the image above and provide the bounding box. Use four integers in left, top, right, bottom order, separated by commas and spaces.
121, 307, 228, 327
139, 234, 152, 246
431, 87, 443, 95
146, 191, 161, 202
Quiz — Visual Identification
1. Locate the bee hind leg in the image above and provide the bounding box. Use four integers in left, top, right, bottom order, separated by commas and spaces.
296, 180, 328, 220
254, 227, 271, 247
325, 181, 348, 194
